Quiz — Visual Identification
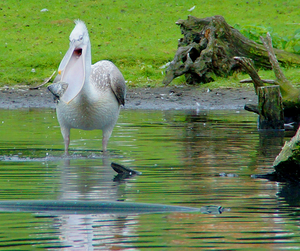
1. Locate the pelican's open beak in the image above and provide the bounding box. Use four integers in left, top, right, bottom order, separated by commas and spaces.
58, 42, 87, 104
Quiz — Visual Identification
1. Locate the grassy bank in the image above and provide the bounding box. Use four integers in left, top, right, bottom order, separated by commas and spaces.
0, 0, 300, 88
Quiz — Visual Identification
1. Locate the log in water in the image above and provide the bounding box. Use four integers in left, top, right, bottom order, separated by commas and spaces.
0, 200, 224, 215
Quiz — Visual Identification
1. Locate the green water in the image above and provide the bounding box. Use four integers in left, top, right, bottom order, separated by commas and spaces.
0, 108, 299, 250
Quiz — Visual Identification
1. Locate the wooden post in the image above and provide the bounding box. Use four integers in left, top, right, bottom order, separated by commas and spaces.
258, 85, 284, 130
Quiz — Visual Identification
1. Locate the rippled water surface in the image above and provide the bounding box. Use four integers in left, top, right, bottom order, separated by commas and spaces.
0, 108, 300, 250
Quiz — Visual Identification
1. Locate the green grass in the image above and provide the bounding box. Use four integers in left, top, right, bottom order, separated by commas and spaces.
1, 0, 300, 88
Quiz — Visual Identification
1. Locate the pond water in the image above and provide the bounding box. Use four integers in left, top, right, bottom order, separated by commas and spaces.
0, 108, 300, 250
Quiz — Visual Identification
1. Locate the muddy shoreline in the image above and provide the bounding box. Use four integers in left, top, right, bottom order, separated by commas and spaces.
0, 86, 257, 110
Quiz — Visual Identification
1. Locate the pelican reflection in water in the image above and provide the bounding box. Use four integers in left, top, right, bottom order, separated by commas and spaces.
48, 20, 126, 155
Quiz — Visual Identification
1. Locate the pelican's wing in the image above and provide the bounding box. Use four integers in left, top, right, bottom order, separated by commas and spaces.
92, 60, 126, 106
109, 71, 126, 106
47, 82, 69, 103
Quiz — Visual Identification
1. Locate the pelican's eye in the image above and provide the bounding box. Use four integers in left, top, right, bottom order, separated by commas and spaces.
79, 35, 83, 41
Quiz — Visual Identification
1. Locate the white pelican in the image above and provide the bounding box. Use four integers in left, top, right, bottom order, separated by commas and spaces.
48, 20, 126, 154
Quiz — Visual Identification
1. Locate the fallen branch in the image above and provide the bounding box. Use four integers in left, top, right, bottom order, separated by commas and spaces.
236, 33, 300, 123
240, 79, 276, 84
259, 33, 300, 103
234, 57, 264, 94
29, 71, 56, 90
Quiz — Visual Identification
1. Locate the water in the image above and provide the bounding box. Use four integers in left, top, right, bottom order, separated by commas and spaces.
0, 108, 299, 250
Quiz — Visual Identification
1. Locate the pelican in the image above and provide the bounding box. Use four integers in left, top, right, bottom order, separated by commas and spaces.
48, 20, 126, 154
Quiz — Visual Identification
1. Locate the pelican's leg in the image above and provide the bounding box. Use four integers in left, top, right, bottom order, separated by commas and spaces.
102, 128, 113, 152
60, 126, 70, 155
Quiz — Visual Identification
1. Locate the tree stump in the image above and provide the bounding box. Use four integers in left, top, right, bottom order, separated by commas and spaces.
258, 86, 284, 130
235, 34, 300, 128
163, 15, 300, 86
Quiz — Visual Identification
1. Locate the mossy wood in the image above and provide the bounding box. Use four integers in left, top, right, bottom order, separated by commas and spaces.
236, 33, 300, 126
273, 127, 300, 182
258, 86, 284, 130
163, 15, 300, 86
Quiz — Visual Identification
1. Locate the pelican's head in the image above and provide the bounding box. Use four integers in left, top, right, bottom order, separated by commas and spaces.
69, 20, 89, 48
58, 20, 92, 104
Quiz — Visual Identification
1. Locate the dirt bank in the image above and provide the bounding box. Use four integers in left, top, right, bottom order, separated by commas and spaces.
0, 85, 257, 110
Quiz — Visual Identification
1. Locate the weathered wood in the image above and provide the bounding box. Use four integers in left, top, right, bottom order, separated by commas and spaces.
244, 104, 259, 114
258, 85, 284, 130
261, 33, 289, 84
240, 79, 276, 84
236, 33, 300, 126
29, 71, 56, 90
251, 36, 300, 181
260, 33, 300, 103
234, 57, 264, 94
163, 15, 300, 86
272, 126, 300, 181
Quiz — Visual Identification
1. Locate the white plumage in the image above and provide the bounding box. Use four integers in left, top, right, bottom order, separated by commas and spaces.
48, 20, 126, 154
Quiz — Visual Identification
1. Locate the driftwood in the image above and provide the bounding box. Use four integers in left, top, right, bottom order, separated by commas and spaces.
235, 33, 300, 127
163, 15, 300, 86
29, 71, 56, 90
234, 34, 300, 181
271, 127, 300, 182
234, 57, 264, 94
260, 34, 300, 105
